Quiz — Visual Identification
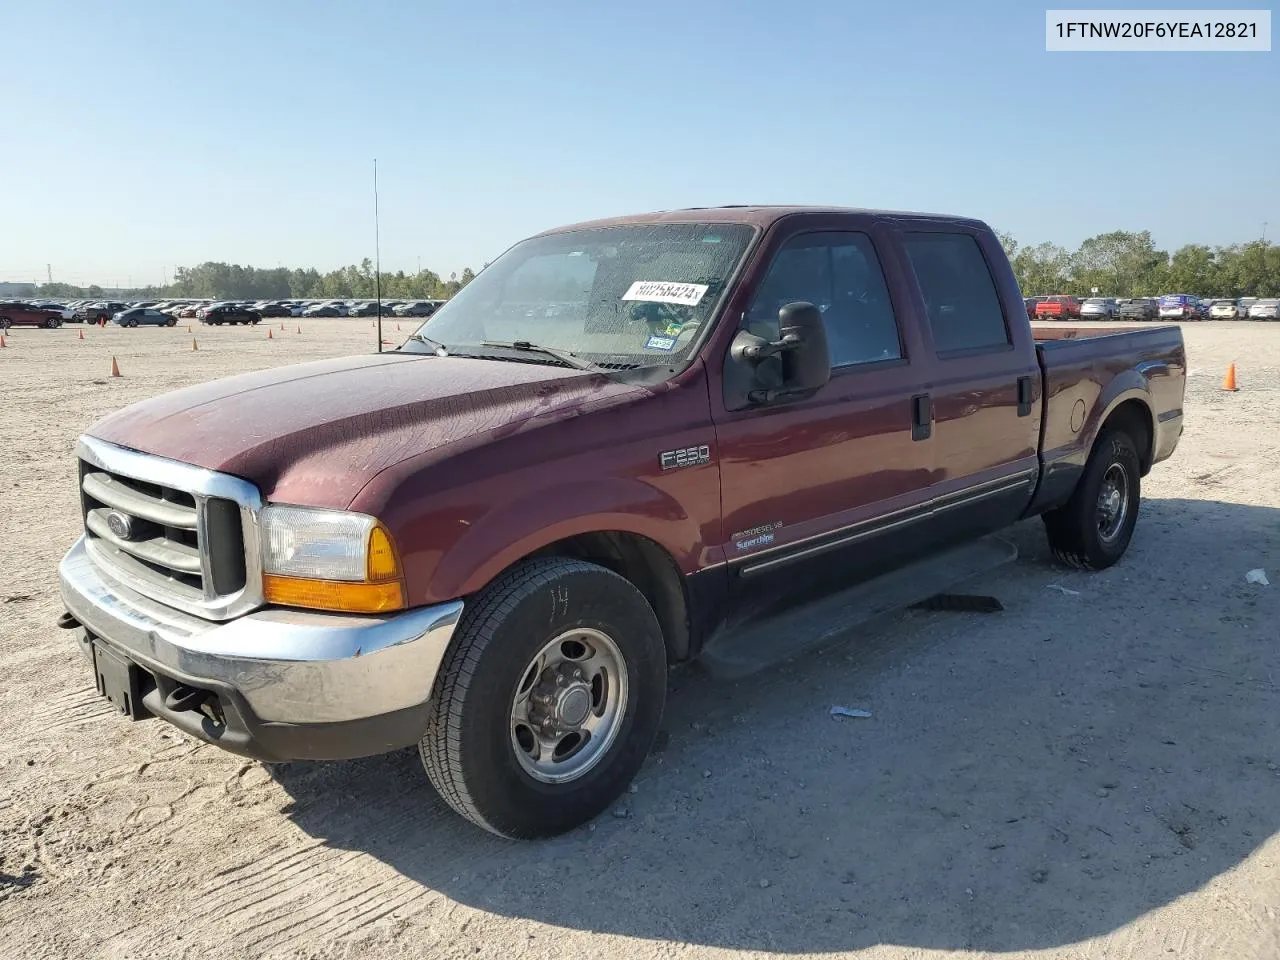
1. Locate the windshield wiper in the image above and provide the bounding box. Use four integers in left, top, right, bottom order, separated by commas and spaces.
403, 333, 448, 354
479, 340, 600, 371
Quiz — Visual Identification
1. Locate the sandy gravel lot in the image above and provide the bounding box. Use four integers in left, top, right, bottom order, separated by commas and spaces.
1, 318, 1277, 960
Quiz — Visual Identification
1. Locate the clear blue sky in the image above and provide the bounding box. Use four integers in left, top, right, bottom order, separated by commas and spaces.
2, 0, 1276, 287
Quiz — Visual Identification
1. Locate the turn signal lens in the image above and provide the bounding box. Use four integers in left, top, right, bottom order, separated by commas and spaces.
263, 575, 405, 614
367, 524, 400, 581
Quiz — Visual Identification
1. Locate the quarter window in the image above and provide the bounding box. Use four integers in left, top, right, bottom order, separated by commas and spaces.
745, 232, 902, 367
902, 233, 1009, 354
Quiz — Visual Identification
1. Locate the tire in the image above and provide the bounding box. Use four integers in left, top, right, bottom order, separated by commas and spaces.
1042, 429, 1142, 570
420, 557, 667, 839
167, 319, 176, 327
0, 318, 9, 330
126, 319, 138, 328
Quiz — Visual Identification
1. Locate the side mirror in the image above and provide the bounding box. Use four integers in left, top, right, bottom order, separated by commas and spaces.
726, 301, 831, 408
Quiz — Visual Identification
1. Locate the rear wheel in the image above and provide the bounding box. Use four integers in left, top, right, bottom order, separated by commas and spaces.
0, 317, 10, 330
420, 557, 667, 839
1043, 429, 1141, 570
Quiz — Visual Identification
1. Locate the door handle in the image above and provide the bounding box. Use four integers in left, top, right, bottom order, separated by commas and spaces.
911, 393, 932, 441
1016, 376, 1034, 417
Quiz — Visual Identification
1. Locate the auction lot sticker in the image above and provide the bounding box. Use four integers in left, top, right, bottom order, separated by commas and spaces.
1046, 9, 1271, 51
622, 281, 709, 306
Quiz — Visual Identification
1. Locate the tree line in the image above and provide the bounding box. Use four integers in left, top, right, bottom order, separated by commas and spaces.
12, 232, 1280, 302
998, 231, 1280, 299
15, 258, 479, 301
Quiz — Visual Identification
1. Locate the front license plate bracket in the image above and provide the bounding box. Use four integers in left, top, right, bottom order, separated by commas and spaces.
92, 641, 148, 720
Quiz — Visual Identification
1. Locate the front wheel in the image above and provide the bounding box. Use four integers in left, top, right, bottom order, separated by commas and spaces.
1043, 429, 1141, 570
126, 319, 138, 327
420, 558, 667, 839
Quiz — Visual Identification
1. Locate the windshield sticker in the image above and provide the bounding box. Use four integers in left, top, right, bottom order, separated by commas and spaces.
622, 281, 709, 307
645, 334, 678, 351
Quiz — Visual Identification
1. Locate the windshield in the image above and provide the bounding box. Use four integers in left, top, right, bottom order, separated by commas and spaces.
413, 222, 756, 368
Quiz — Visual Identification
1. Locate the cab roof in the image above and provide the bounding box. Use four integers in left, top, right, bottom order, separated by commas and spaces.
534, 205, 988, 236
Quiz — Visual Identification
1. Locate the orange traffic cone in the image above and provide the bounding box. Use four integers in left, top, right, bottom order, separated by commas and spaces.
295, 325, 301, 334
396, 323, 401, 331
279, 322, 285, 330
187, 325, 192, 333
192, 338, 199, 351
1222, 362, 1239, 391
78, 328, 85, 340
110, 356, 121, 377
0, 334, 6, 348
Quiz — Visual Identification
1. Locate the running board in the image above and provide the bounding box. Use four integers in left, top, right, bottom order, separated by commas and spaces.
698, 535, 1019, 680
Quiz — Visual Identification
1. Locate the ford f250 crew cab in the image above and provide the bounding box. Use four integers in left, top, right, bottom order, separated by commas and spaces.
59, 206, 1186, 838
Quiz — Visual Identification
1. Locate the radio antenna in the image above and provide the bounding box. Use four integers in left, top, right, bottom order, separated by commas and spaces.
374, 158, 383, 353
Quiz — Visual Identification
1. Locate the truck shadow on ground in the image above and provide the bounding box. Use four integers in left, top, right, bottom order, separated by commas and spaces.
270, 497, 1279, 953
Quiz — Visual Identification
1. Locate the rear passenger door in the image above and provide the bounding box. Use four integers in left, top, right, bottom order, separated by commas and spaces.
895, 228, 1041, 539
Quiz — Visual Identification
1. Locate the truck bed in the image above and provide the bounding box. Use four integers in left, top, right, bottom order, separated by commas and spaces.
1029, 321, 1186, 513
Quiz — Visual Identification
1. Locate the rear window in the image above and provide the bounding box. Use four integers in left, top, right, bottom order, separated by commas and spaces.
902, 233, 1010, 354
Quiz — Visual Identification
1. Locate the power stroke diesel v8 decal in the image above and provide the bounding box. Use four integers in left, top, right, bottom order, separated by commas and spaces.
659, 444, 712, 471
732, 521, 783, 551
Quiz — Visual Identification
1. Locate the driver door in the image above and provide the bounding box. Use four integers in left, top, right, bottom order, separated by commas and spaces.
711, 220, 938, 625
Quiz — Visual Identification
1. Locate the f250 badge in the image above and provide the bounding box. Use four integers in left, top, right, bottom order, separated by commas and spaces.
659, 444, 712, 471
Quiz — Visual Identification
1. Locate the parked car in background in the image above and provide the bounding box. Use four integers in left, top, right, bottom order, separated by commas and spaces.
1079, 297, 1118, 320
348, 301, 397, 317
76, 301, 129, 324
199, 304, 262, 325
1247, 298, 1280, 321
34, 301, 78, 321
1157, 294, 1199, 320
393, 300, 442, 318
301, 303, 342, 318
1034, 295, 1082, 320
0, 301, 64, 329
1208, 299, 1246, 320
114, 307, 178, 327
1117, 298, 1158, 321
252, 302, 293, 318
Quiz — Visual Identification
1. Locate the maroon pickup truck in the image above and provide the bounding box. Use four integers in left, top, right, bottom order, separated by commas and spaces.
59, 206, 1185, 838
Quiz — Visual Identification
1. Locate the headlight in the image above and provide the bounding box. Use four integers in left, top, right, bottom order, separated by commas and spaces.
259, 505, 405, 613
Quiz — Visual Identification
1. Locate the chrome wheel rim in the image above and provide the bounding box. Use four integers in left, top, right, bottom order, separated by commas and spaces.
1097, 463, 1129, 542
509, 627, 629, 784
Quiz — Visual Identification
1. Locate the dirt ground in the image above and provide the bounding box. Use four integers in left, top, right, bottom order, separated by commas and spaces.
1, 318, 1277, 960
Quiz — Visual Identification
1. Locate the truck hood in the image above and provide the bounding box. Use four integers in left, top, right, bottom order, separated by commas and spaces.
88, 352, 639, 508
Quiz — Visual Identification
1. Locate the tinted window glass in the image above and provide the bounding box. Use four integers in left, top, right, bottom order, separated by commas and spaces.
745, 232, 902, 367
902, 233, 1009, 354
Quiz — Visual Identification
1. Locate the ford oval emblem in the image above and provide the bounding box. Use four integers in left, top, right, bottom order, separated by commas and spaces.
106, 511, 134, 541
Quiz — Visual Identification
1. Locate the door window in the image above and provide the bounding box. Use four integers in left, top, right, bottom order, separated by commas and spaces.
745, 232, 902, 368
902, 232, 1010, 355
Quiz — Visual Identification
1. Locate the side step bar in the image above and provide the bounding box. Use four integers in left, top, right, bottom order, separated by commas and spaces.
698, 535, 1019, 680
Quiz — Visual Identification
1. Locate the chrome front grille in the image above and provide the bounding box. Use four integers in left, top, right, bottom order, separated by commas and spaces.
77, 436, 265, 620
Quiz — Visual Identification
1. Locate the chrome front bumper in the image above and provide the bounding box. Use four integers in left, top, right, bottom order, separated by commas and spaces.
59, 536, 463, 757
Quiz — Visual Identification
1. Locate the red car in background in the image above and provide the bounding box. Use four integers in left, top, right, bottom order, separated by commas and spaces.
0, 302, 64, 329
1034, 295, 1082, 320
